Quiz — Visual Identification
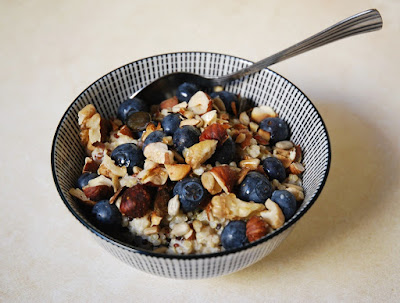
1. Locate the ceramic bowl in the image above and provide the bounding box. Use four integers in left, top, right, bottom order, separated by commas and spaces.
52, 52, 330, 279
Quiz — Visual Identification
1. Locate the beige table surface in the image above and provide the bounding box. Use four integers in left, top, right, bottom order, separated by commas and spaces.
1, 0, 399, 302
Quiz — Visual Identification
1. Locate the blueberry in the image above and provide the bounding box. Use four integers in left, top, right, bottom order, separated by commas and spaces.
161, 114, 181, 136
77, 172, 98, 189
91, 200, 122, 230
271, 190, 297, 220
237, 171, 272, 204
117, 97, 148, 123
173, 177, 206, 212
259, 117, 289, 144
176, 82, 199, 102
173, 125, 200, 154
111, 143, 145, 174
208, 136, 235, 165
221, 221, 248, 250
143, 130, 165, 149
210, 91, 238, 114
263, 157, 286, 182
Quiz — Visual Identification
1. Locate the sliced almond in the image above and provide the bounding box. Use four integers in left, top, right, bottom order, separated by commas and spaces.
180, 118, 200, 127
201, 110, 218, 127
187, 91, 213, 115
201, 171, 222, 195
289, 162, 305, 175
239, 158, 260, 170
209, 165, 239, 193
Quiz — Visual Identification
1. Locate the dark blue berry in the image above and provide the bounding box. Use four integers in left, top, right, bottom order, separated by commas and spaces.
208, 136, 235, 165
91, 200, 122, 230
143, 130, 165, 149
237, 171, 272, 204
117, 97, 148, 123
173, 125, 200, 154
173, 177, 206, 213
77, 172, 98, 189
271, 190, 297, 221
161, 114, 181, 136
263, 157, 286, 182
111, 143, 145, 174
176, 82, 199, 102
221, 221, 248, 250
259, 117, 289, 144
210, 91, 238, 114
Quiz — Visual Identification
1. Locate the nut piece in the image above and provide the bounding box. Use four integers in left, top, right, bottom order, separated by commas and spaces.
259, 198, 285, 229
180, 118, 200, 127
209, 165, 239, 193
120, 184, 152, 218
275, 140, 294, 150
82, 157, 100, 173
78, 104, 97, 126
239, 112, 250, 126
150, 212, 163, 226
239, 158, 260, 170
160, 96, 178, 109
211, 193, 265, 220
246, 216, 269, 242
171, 222, 191, 237
164, 164, 191, 181
201, 110, 217, 127
289, 162, 305, 175
136, 167, 168, 186
183, 140, 218, 169
251, 105, 277, 123
201, 171, 223, 195
168, 195, 180, 216
69, 188, 96, 206
118, 125, 134, 138
187, 91, 213, 115
143, 142, 174, 165
98, 152, 128, 178
153, 186, 170, 217
199, 123, 228, 145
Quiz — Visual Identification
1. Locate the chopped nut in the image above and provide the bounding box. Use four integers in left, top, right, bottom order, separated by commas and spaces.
192, 220, 203, 233
153, 186, 170, 217
212, 96, 226, 112
164, 164, 191, 181
251, 105, 277, 123
237, 167, 251, 185
98, 152, 127, 178
257, 129, 271, 142
137, 166, 168, 186
235, 133, 246, 144
187, 91, 213, 115
168, 195, 180, 216
182, 110, 195, 119
180, 118, 200, 127
246, 145, 261, 158
239, 158, 260, 170
259, 199, 285, 229
69, 188, 96, 206
171, 222, 191, 237
275, 140, 294, 150
78, 104, 97, 126
150, 212, 163, 226
211, 193, 265, 220
183, 140, 218, 169
199, 123, 229, 146
143, 142, 174, 165
172, 101, 188, 113
201, 171, 223, 195
239, 112, 250, 126
209, 165, 239, 193
82, 157, 99, 173
144, 226, 160, 235
289, 162, 305, 175
273, 154, 292, 168
249, 122, 259, 133
201, 110, 217, 127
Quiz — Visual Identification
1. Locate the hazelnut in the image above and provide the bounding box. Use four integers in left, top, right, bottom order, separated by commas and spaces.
83, 185, 114, 201
120, 184, 152, 218
246, 216, 269, 242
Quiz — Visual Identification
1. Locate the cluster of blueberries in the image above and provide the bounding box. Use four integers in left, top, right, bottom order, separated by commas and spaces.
76, 83, 298, 252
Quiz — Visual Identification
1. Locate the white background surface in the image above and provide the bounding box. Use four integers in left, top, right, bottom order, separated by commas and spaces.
1, 0, 399, 302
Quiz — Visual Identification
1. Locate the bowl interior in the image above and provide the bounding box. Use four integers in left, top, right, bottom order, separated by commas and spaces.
52, 52, 330, 257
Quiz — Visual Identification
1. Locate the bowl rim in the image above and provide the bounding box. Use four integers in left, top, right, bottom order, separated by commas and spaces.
51, 51, 331, 260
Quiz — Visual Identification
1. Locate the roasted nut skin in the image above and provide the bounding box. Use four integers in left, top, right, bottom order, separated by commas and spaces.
120, 184, 152, 218
83, 185, 114, 201
246, 216, 268, 242
199, 123, 229, 146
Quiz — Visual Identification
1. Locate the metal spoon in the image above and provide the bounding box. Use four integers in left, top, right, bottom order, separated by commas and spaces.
133, 9, 382, 103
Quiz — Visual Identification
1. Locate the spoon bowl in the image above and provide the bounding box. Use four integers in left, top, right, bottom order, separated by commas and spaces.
133, 9, 382, 104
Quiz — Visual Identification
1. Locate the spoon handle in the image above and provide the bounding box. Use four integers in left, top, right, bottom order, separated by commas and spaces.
213, 9, 382, 86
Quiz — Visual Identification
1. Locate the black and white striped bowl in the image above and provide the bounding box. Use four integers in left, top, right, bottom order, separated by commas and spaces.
51, 52, 331, 279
